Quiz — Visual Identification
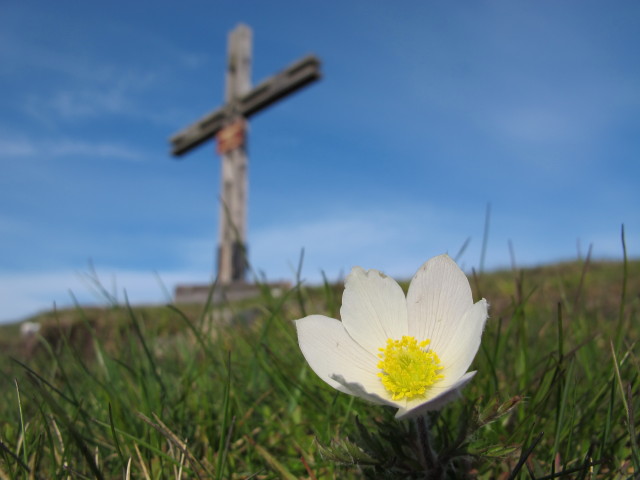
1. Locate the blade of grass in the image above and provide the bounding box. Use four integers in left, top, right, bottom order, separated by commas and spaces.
571, 244, 592, 315
552, 359, 575, 468
293, 248, 308, 318
251, 442, 298, 480
91, 416, 193, 468
556, 303, 564, 363
626, 383, 640, 473
134, 411, 209, 479
133, 442, 151, 480
454, 236, 471, 263
0, 438, 30, 477
479, 202, 491, 274
507, 431, 544, 480
108, 403, 126, 471
215, 351, 233, 480
610, 341, 640, 472
615, 224, 628, 352
125, 299, 168, 403
14, 379, 29, 472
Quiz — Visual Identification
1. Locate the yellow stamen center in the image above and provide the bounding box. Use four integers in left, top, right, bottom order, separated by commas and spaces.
377, 336, 444, 400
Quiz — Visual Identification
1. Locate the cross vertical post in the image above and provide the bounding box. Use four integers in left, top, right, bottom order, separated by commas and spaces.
218, 25, 251, 283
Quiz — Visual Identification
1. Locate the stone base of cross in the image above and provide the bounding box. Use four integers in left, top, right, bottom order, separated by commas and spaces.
174, 280, 290, 306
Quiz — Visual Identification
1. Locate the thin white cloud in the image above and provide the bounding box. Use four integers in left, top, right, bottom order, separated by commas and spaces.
25, 69, 157, 121
1, 25, 205, 127
0, 137, 36, 157
48, 140, 145, 161
178, 52, 209, 69
0, 135, 145, 162
47, 90, 127, 118
0, 19, 199, 85
490, 106, 580, 144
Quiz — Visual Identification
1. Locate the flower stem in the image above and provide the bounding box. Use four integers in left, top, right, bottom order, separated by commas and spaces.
415, 415, 441, 478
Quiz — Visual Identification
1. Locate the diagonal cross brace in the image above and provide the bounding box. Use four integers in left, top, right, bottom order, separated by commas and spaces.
170, 55, 321, 157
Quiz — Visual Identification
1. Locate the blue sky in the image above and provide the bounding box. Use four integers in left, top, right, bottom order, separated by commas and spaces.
1, 1, 638, 323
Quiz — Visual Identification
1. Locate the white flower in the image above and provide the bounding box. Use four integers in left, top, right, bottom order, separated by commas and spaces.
295, 254, 488, 420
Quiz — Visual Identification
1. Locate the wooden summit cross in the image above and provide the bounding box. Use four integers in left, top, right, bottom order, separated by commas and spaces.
169, 24, 321, 285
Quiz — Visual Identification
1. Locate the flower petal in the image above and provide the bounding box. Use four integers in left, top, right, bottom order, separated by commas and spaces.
295, 314, 382, 396
436, 299, 488, 386
406, 254, 474, 353
331, 374, 398, 407
340, 266, 409, 354
395, 371, 477, 420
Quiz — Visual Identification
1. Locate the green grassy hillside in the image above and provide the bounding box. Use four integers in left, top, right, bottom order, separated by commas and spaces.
0, 258, 638, 479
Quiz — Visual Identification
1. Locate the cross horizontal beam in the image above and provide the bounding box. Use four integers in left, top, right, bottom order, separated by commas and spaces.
170, 54, 321, 157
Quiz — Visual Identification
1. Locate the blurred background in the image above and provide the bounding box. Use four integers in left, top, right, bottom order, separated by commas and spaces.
1, 0, 638, 323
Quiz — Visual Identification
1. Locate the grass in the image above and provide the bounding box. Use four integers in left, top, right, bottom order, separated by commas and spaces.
0, 257, 638, 478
